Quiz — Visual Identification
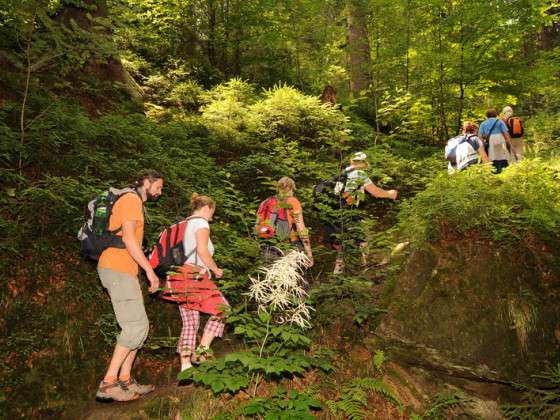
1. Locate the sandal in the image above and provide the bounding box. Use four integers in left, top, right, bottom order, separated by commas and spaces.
191, 345, 214, 364
180, 351, 193, 371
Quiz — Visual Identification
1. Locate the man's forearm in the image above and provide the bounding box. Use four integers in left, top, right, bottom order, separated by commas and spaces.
124, 237, 153, 273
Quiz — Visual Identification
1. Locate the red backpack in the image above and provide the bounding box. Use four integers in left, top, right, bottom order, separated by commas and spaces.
255, 197, 291, 239
148, 217, 201, 278
507, 117, 524, 138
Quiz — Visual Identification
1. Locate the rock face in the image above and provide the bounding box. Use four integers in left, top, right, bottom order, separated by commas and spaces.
379, 238, 560, 383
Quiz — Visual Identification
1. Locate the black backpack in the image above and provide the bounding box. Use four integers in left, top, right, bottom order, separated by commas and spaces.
77, 188, 137, 260
313, 168, 356, 197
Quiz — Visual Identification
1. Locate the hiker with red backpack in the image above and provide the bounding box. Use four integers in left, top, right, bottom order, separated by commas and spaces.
92, 170, 164, 402
501, 106, 525, 161
255, 176, 314, 267
162, 193, 229, 372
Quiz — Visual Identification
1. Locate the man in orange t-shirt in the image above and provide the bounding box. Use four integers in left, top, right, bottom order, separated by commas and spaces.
95, 170, 164, 402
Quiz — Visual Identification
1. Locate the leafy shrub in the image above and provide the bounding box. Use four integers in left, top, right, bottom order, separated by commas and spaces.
525, 112, 560, 157
234, 389, 322, 419
248, 84, 350, 148
398, 159, 560, 245
144, 74, 173, 100
376, 91, 433, 143
166, 80, 203, 110
199, 78, 256, 155
364, 142, 442, 196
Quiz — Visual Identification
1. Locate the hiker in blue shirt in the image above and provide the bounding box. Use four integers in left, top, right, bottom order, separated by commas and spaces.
479, 108, 516, 173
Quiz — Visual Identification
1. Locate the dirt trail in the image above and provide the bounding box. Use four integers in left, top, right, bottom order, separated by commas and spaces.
80, 382, 194, 420
77, 340, 238, 419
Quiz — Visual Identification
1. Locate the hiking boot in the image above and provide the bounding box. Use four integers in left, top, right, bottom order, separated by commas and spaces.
191, 345, 214, 364
96, 380, 139, 402
119, 378, 155, 396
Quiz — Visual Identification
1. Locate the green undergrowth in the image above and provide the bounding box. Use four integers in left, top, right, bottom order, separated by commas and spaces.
501, 364, 560, 419
3, 72, 557, 417
398, 159, 560, 246
409, 392, 469, 419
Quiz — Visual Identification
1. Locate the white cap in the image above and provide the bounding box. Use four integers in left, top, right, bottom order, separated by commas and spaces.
351, 151, 367, 161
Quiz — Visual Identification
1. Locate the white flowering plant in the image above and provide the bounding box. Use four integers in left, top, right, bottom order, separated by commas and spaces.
179, 250, 332, 395
247, 249, 314, 329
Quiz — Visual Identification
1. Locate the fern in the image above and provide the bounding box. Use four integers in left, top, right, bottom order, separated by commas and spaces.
329, 377, 403, 420
501, 364, 560, 419
373, 350, 386, 372
420, 393, 467, 419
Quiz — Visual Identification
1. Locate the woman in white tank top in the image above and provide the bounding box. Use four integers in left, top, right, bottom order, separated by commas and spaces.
176, 193, 229, 372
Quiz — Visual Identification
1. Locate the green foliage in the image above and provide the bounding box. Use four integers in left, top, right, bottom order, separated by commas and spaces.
201, 78, 255, 139
373, 350, 386, 372
95, 313, 119, 346
501, 364, 560, 419
247, 84, 350, 148
229, 309, 312, 350
325, 351, 402, 419
1, 1, 559, 412
525, 112, 560, 157
234, 388, 322, 419
179, 301, 331, 396
398, 159, 560, 245
310, 276, 386, 327
376, 92, 434, 143
178, 350, 322, 394
166, 80, 204, 110
412, 393, 468, 419
364, 141, 442, 196
327, 377, 403, 420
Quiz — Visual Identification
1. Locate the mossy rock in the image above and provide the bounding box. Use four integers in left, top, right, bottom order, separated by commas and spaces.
379, 238, 560, 383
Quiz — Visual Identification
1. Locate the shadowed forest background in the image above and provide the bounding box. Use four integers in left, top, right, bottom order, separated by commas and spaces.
1, 0, 560, 418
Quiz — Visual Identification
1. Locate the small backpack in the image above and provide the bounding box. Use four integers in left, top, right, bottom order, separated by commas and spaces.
77, 188, 136, 260
445, 135, 477, 165
148, 217, 202, 278
313, 168, 355, 197
507, 117, 524, 138
255, 197, 291, 240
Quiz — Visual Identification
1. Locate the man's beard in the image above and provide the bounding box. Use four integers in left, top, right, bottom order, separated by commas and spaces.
146, 192, 161, 202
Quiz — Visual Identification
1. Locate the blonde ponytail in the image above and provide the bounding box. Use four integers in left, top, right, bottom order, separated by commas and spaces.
191, 192, 215, 211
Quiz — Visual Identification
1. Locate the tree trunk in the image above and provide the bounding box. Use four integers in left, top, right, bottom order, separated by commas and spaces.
58, 0, 143, 100
207, 0, 217, 66
457, 15, 465, 135
59, 0, 107, 29
437, 25, 449, 141
405, 0, 411, 92
346, 0, 372, 98
541, 6, 560, 50
222, 0, 230, 75
18, 41, 32, 180
373, 24, 381, 143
